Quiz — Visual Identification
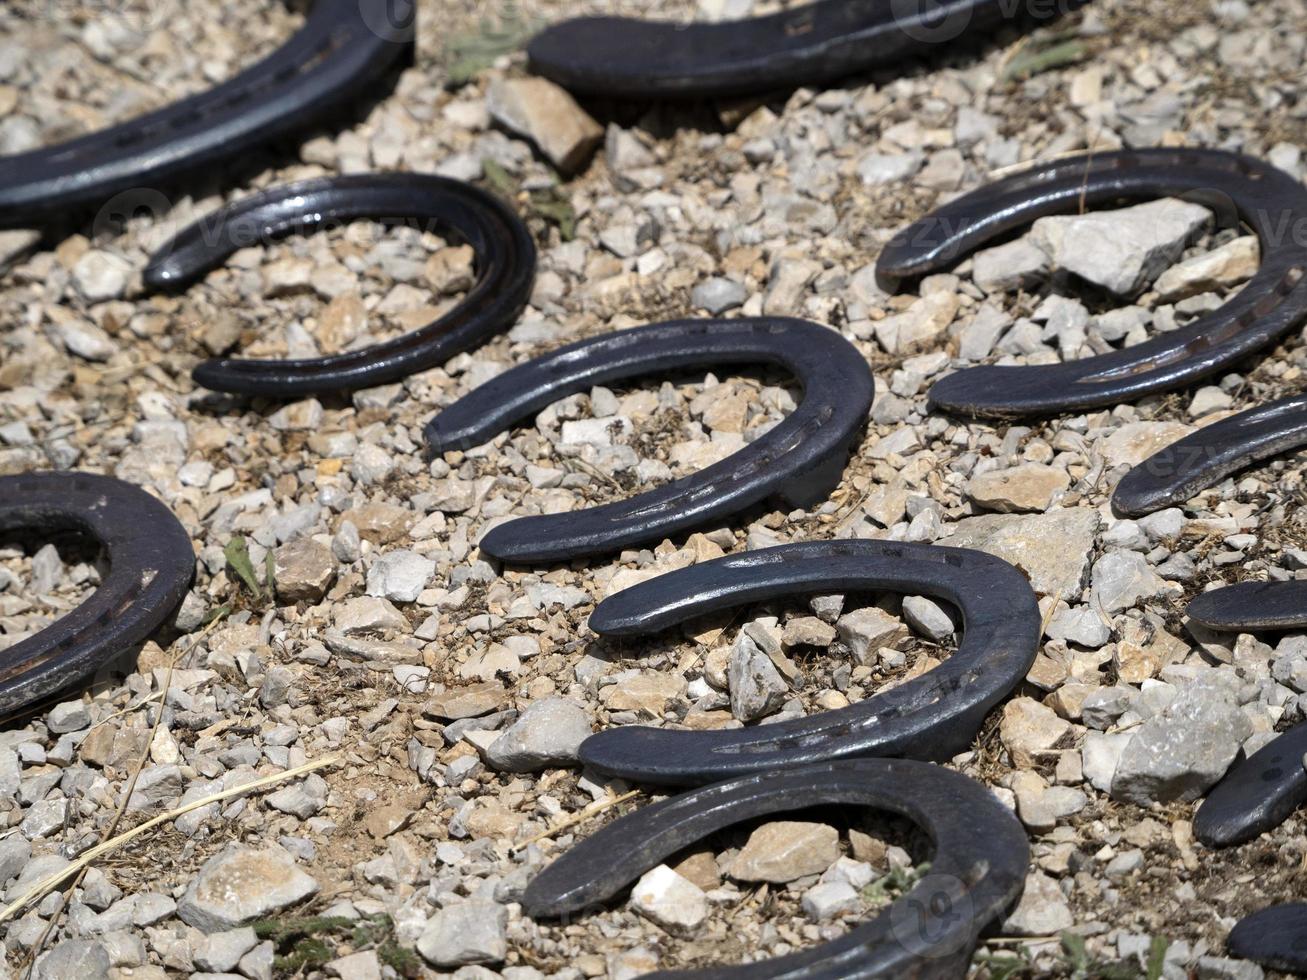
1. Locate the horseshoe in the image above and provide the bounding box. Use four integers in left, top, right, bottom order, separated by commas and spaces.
527, 0, 1062, 99
522, 758, 1030, 978
145, 173, 536, 397
0, 473, 194, 717
1185, 580, 1307, 632
875, 148, 1307, 419
425, 318, 874, 564
1227, 904, 1307, 974
578, 539, 1040, 786
1198, 727, 1307, 973
1114, 394, 1307, 517
1195, 722, 1307, 848
0, 0, 413, 226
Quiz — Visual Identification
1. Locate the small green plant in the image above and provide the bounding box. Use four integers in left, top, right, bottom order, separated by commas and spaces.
861, 861, 930, 906
277, 935, 333, 972
202, 603, 232, 626
1144, 936, 1167, 980
251, 914, 420, 977
445, 2, 540, 85
252, 913, 354, 945
1058, 931, 1158, 980
974, 946, 1034, 979
223, 535, 264, 600
1002, 32, 1090, 81
483, 159, 577, 241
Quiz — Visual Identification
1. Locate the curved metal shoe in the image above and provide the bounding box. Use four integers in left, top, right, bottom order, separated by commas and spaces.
1195, 722, 1307, 848
0, 473, 194, 717
1114, 394, 1307, 517
0, 0, 413, 226
426, 318, 874, 564
528, 0, 1061, 99
1187, 580, 1307, 632
146, 173, 535, 397
1228, 904, 1307, 974
523, 758, 1030, 978
875, 148, 1307, 418
579, 539, 1040, 786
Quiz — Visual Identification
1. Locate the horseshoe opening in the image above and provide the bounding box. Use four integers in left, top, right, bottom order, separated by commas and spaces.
144, 173, 536, 397
874, 148, 1307, 418
577, 539, 1039, 786
425, 318, 875, 564
522, 759, 1030, 979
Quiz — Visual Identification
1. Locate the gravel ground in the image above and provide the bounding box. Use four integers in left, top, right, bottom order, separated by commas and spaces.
2, 0, 1307, 977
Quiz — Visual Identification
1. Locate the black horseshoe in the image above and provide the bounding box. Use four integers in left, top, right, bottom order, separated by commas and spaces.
1228, 904, 1307, 974
522, 758, 1030, 978
874, 148, 1307, 419
0, 0, 413, 226
1114, 394, 1307, 517
425, 318, 874, 564
1186, 580, 1307, 632
145, 173, 536, 397
1195, 722, 1307, 848
578, 539, 1040, 786
527, 0, 1061, 99
1201, 724, 1307, 971
0, 473, 194, 717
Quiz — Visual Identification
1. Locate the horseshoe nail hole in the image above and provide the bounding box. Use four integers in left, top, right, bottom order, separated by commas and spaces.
8, 0, 305, 151
0, 534, 102, 653
590, 593, 959, 729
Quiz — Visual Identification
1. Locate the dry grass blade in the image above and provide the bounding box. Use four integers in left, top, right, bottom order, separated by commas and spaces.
516, 789, 641, 849
0, 754, 341, 926
18, 610, 233, 976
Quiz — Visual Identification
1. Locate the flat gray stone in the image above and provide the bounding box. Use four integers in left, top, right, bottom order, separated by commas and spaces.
972, 237, 1051, 293
727, 633, 788, 722
36, 939, 109, 980
417, 901, 507, 967
194, 927, 258, 973
1110, 681, 1252, 804
946, 508, 1100, 598
483, 697, 591, 772
691, 277, 748, 314
365, 550, 435, 603
1029, 197, 1211, 296
901, 596, 954, 642
1091, 550, 1170, 613
178, 846, 319, 933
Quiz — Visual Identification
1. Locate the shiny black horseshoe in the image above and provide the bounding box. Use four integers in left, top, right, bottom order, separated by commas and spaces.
425, 318, 874, 564
527, 0, 1063, 99
145, 173, 535, 397
579, 539, 1040, 786
1227, 904, 1307, 974
1187, 580, 1307, 632
874, 148, 1307, 419
0, 0, 413, 226
522, 758, 1030, 978
1195, 722, 1307, 848
0, 473, 194, 717
1114, 394, 1307, 517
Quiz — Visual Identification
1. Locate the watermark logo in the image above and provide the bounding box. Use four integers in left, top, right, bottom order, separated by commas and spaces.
889, 0, 977, 45
359, 0, 417, 43
91, 187, 174, 242
887, 872, 975, 961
